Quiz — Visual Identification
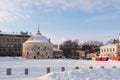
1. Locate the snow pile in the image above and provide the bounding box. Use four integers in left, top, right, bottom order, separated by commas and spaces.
40, 69, 120, 80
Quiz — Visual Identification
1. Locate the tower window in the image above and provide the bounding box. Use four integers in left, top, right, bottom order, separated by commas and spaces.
27, 52, 29, 55
37, 52, 39, 55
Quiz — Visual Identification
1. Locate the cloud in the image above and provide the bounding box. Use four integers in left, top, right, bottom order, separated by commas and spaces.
0, 0, 33, 22
81, 11, 120, 24
39, 0, 120, 12
0, 0, 120, 22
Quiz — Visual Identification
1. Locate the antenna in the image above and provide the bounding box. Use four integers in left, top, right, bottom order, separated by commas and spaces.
38, 24, 40, 33
37, 24, 41, 35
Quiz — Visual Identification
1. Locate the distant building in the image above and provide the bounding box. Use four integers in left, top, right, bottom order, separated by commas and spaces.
22, 29, 53, 59
100, 34, 120, 57
0, 31, 30, 56
53, 45, 59, 48
53, 48, 63, 58
75, 50, 85, 59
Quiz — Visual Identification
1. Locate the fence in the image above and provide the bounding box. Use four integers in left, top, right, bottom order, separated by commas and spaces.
5, 66, 117, 76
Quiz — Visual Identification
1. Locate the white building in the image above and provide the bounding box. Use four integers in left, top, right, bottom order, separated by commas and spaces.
22, 29, 53, 59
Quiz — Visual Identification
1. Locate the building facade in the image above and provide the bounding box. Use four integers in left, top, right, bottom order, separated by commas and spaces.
100, 34, 120, 57
22, 30, 53, 59
0, 31, 30, 56
100, 44, 118, 57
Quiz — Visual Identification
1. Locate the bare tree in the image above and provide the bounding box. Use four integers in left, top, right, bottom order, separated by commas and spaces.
81, 41, 103, 55
60, 40, 80, 58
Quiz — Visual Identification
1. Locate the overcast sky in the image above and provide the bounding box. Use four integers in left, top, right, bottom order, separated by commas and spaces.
0, 0, 120, 44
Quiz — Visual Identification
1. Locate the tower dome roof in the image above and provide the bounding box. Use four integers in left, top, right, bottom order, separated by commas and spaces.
25, 34, 49, 43
24, 26, 49, 43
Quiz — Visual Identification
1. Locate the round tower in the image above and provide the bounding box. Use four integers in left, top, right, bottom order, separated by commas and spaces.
22, 27, 53, 59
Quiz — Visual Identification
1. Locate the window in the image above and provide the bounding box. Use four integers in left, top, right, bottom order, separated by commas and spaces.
107, 48, 109, 52
7, 38, 9, 42
2, 44, 6, 47
113, 48, 115, 52
27, 52, 29, 55
110, 48, 112, 52
8, 45, 10, 47
8, 49, 11, 52
101, 49, 103, 52
104, 49, 106, 52
11, 39, 13, 42
14, 39, 17, 42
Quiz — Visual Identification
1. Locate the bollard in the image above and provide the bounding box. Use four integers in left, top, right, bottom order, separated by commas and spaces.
112, 66, 116, 68
47, 67, 50, 73
75, 66, 79, 70
89, 66, 93, 69
7, 68, 11, 75
25, 68, 28, 75
61, 67, 65, 71
101, 66, 104, 69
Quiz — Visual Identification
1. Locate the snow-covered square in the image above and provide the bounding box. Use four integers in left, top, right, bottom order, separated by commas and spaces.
0, 57, 120, 80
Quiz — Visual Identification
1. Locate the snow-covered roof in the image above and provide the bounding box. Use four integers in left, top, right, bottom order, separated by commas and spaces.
25, 34, 49, 43
101, 43, 118, 48
53, 48, 62, 51
24, 28, 51, 43
0, 32, 31, 35
0, 32, 26, 35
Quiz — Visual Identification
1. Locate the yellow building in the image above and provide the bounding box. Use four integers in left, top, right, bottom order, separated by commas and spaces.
100, 44, 118, 57
100, 34, 120, 57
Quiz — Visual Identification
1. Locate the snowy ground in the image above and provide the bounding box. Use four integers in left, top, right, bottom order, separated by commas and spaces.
0, 57, 120, 80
